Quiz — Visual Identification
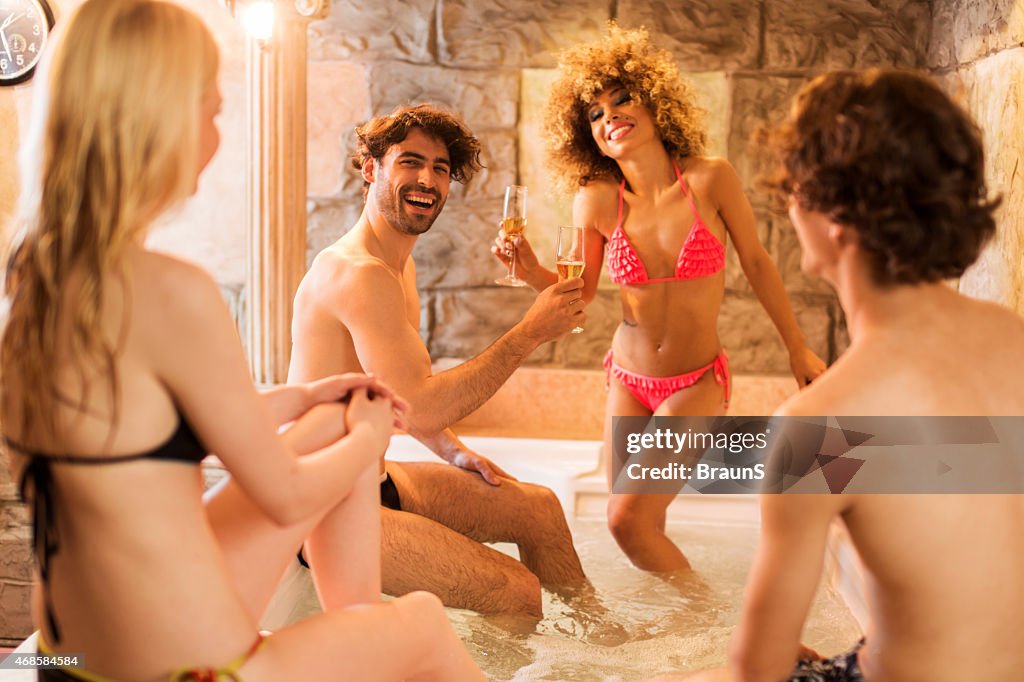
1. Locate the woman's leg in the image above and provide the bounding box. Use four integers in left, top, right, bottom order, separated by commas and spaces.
605, 370, 725, 572
204, 402, 382, 620
603, 377, 683, 571
242, 591, 484, 681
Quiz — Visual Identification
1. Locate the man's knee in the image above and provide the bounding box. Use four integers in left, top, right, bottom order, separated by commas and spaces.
504, 569, 542, 617
520, 482, 565, 519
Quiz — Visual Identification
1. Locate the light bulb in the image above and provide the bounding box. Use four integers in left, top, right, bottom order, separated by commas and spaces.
241, 1, 275, 42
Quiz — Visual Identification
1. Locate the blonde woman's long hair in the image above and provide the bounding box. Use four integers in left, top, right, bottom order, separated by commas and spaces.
1, 0, 218, 446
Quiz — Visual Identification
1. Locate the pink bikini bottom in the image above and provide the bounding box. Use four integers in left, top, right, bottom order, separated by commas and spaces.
603, 349, 730, 412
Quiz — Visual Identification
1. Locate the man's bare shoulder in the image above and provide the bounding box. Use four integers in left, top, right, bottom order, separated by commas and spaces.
775, 348, 885, 417
305, 242, 399, 296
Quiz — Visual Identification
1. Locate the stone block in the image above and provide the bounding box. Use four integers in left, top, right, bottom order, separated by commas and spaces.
307, 61, 370, 196
0, 460, 17, 503
413, 201, 508, 289
719, 292, 833, 374
928, 0, 1024, 70
728, 75, 809, 209
770, 212, 839, 297
367, 63, 520, 131
438, 0, 608, 68
429, 288, 556, 363
0, 529, 32, 582
689, 71, 732, 159
453, 129, 518, 207
617, 0, 761, 71
955, 48, 1024, 317
308, 0, 434, 64
0, 502, 28, 531
765, 0, 928, 70
0, 581, 33, 641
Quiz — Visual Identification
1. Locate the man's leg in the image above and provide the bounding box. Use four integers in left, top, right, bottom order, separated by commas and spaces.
381, 505, 543, 617
388, 461, 585, 586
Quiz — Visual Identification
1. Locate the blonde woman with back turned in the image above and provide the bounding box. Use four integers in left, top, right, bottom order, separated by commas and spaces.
0, 1, 483, 680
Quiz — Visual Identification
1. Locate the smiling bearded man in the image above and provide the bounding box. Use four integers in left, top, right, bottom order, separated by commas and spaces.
286, 104, 590, 616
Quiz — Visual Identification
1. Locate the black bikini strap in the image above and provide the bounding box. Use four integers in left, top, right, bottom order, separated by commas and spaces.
2, 433, 149, 464
18, 457, 62, 643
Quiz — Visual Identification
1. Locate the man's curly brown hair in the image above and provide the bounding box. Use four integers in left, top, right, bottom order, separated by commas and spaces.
544, 24, 706, 193
763, 69, 1000, 286
351, 104, 482, 199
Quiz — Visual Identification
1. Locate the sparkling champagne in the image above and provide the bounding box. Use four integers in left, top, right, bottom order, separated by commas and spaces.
502, 216, 527, 236
557, 260, 585, 280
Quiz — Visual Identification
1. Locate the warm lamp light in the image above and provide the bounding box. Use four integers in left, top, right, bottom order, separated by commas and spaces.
240, 1, 275, 43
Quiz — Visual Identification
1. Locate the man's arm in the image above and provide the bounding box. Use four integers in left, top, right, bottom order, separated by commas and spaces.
729, 493, 840, 682
414, 427, 514, 484
327, 257, 585, 437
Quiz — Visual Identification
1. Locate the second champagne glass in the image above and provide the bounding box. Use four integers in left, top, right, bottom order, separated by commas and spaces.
496, 185, 528, 287
556, 225, 586, 334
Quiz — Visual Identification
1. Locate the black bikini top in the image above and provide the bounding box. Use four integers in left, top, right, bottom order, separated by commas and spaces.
2, 415, 208, 643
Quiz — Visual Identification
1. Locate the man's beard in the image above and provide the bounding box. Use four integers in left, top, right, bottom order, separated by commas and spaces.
376, 182, 444, 236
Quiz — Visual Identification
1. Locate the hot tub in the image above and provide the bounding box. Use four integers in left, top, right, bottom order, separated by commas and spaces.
260, 431, 863, 681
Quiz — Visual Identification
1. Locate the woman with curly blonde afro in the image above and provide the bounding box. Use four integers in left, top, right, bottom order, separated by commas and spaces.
493, 25, 825, 572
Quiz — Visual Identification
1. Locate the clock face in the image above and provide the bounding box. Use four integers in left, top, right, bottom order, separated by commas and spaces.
0, 0, 52, 85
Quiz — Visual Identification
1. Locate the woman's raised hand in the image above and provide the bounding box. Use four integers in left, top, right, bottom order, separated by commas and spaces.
491, 224, 540, 278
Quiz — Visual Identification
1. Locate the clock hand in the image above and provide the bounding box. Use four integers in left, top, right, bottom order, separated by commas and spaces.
0, 12, 24, 32
0, 29, 12, 62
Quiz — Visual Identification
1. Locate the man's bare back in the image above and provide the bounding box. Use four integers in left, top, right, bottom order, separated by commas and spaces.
666, 70, 1024, 682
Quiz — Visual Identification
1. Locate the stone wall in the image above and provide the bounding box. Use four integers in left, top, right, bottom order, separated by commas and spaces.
930, 0, 1024, 316
305, 0, 930, 372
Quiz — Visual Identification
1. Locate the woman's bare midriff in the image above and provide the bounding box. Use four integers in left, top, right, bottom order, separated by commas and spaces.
30, 462, 259, 679
610, 273, 725, 375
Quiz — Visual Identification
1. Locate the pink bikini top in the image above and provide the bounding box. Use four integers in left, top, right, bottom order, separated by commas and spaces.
605, 163, 725, 285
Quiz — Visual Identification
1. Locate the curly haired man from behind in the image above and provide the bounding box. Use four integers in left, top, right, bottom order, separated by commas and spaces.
655, 69, 1024, 682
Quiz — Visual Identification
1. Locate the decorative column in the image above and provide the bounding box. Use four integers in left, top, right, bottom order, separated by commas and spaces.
243, 0, 327, 383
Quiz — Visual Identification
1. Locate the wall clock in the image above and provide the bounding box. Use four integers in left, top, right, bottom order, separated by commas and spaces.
0, 0, 55, 86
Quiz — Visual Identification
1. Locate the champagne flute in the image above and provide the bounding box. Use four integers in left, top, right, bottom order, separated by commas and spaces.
496, 185, 529, 287
556, 225, 586, 334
